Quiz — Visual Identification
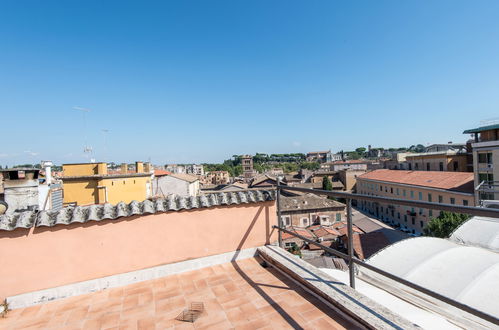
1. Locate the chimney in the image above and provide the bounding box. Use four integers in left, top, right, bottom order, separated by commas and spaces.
42, 161, 53, 185
144, 162, 151, 173
97, 163, 108, 175
136, 161, 144, 173
121, 163, 128, 174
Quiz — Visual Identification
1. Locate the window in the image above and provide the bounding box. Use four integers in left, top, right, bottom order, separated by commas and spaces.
404, 215, 407, 222
419, 208, 423, 215
426, 163, 430, 171
380, 185, 382, 191
438, 195, 443, 203
418, 192, 423, 200
420, 221, 424, 228
282, 216, 291, 226
396, 188, 399, 195
428, 193, 432, 202
410, 191, 414, 198
478, 152, 493, 164
439, 162, 444, 171
412, 217, 415, 225
390, 187, 393, 194
397, 212, 400, 219
320, 216, 330, 225
429, 209, 433, 217
463, 200, 468, 206
479, 173, 494, 184
301, 217, 309, 227
336, 213, 341, 222
450, 198, 455, 205
403, 189, 406, 197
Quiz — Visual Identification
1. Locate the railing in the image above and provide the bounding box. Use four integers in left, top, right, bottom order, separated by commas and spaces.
476, 180, 499, 206
274, 181, 499, 326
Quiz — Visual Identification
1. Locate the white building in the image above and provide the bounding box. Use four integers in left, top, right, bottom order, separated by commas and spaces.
152, 173, 200, 197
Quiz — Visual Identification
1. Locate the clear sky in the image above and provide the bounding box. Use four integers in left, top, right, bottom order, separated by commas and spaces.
1, 1, 499, 165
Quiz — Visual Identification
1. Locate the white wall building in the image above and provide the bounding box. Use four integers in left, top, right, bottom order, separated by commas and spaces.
152, 173, 200, 197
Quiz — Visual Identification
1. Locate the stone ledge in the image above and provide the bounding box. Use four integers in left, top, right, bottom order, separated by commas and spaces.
257, 245, 419, 330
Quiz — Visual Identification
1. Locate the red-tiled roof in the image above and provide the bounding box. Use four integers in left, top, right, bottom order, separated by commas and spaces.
311, 226, 341, 237
154, 169, 171, 177
282, 228, 315, 240
343, 232, 391, 260
358, 169, 474, 192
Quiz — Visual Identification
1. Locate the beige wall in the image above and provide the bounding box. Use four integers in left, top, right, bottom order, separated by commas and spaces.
357, 179, 474, 234
281, 209, 343, 227
0, 201, 276, 299
63, 163, 107, 176
62, 179, 99, 205
63, 176, 151, 205
406, 154, 468, 172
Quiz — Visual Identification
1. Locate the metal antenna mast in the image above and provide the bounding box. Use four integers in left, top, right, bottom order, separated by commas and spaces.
102, 129, 110, 162
73, 106, 93, 160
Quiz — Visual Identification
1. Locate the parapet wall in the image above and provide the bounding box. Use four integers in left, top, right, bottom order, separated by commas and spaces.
0, 190, 277, 299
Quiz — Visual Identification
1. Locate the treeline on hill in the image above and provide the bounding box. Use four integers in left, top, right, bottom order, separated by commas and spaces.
203, 153, 320, 176
344, 144, 425, 160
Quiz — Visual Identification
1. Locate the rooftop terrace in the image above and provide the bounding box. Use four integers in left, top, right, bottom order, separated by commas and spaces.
0, 257, 355, 329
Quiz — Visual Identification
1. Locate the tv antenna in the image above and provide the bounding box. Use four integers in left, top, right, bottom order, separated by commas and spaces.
102, 129, 110, 162
73, 106, 93, 159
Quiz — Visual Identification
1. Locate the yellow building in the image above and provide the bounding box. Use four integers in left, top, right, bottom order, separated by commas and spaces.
62, 162, 152, 206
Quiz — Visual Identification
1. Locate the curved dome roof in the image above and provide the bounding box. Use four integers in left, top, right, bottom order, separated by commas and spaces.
449, 216, 499, 252
362, 237, 499, 319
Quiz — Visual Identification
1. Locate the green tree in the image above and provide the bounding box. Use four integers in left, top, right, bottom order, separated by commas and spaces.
423, 211, 470, 238
322, 176, 333, 191
355, 147, 366, 154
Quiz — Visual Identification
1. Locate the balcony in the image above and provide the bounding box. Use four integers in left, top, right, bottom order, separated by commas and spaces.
0, 187, 498, 329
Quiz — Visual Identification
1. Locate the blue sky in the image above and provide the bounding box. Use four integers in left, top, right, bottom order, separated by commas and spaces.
1, 1, 499, 165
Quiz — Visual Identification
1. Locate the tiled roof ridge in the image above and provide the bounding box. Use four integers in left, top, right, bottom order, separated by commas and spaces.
0, 189, 276, 231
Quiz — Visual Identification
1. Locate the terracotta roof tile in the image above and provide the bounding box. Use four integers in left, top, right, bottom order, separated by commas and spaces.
358, 169, 474, 192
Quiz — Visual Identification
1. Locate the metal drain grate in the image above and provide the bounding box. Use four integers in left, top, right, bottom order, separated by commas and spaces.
175, 302, 205, 323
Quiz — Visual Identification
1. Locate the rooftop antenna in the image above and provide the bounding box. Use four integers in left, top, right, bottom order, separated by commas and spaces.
102, 129, 110, 162
73, 106, 93, 160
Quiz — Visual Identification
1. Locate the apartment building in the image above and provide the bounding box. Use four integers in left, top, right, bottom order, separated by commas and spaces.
205, 170, 230, 185
306, 150, 332, 163
330, 160, 368, 171
185, 164, 204, 176
357, 170, 474, 235
405, 151, 469, 172
464, 123, 499, 205
155, 173, 200, 197
280, 193, 345, 228
61, 162, 152, 205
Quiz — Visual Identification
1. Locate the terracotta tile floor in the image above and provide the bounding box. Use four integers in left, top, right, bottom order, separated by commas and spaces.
0, 257, 355, 329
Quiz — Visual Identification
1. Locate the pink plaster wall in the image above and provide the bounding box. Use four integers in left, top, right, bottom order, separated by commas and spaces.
0, 201, 276, 299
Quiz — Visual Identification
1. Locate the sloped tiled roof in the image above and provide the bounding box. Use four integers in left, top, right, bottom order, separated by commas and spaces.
282, 227, 315, 240
154, 169, 171, 177
312, 226, 341, 237
358, 169, 474, 193
281, 193, 345, 212
168, 173, 199, 183
344, 232, 391, 260
0, 190, 275, 231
